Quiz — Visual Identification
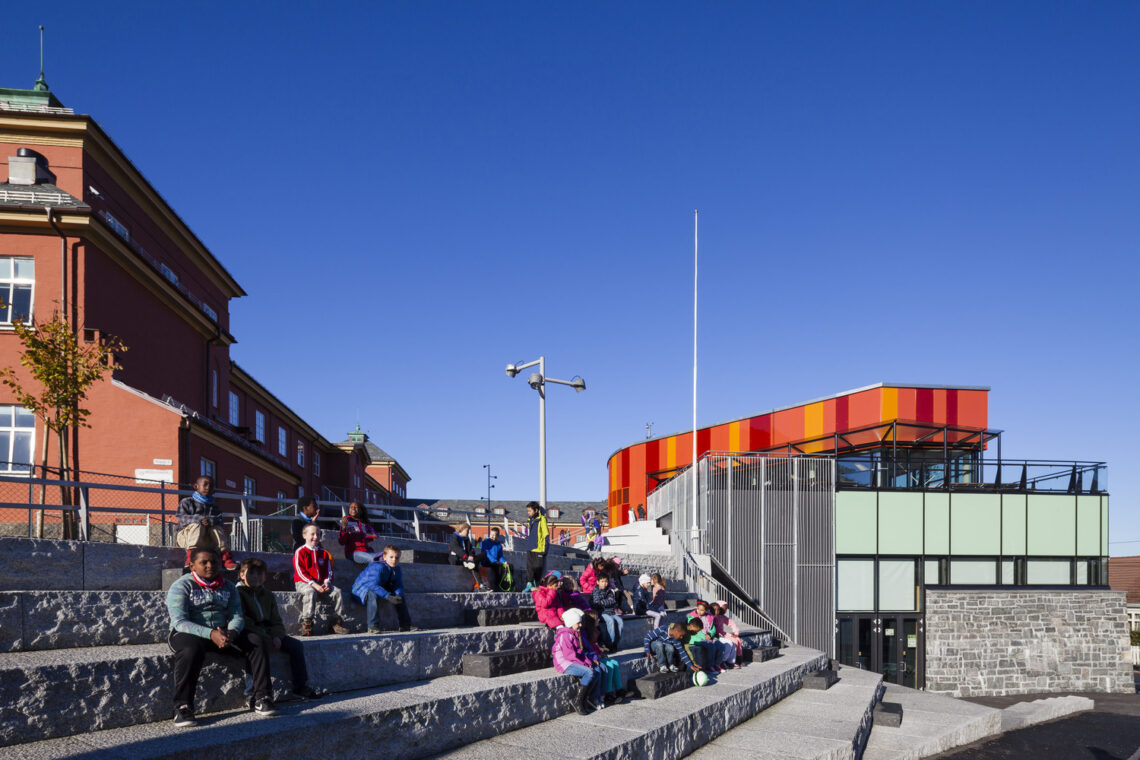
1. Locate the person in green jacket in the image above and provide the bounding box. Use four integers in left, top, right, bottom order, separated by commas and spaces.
166, 547, 275, 727
523, 501, 550, 589
237, 558, 325, 701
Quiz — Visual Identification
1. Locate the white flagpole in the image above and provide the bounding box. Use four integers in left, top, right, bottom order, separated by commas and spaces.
691, 210, 699, 545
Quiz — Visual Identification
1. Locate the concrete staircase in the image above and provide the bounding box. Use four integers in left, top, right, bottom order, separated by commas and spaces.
0, 535, 832, 760
588, 520, 672, 555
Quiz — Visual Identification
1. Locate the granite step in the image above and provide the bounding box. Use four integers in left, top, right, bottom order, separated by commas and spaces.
0, 589, 535, 652
999, 695, 1094, 732
0, 617, 664, 747
0, 647, 662, 760
428, 645, 829, 760
862, 682, 1002, 760
685, 664, 884, 760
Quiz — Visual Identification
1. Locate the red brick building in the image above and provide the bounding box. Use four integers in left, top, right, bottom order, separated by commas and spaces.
0, 80, 407, 523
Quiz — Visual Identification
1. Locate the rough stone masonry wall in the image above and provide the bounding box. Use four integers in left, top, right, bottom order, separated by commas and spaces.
925, 588, 1134, 697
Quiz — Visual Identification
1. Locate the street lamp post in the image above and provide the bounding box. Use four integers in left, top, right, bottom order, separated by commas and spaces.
505, 356, 586, 508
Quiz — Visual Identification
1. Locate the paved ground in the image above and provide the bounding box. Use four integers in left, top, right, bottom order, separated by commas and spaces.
931, 671, 1140, 760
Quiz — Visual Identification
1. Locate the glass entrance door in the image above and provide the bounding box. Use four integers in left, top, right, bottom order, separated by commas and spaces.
836, 614, 923, 688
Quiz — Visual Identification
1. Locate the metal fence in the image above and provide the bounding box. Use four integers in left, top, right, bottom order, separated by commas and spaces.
649, 453, 836, 656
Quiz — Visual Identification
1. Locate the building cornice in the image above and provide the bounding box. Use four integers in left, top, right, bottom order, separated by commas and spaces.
228, 363, 332, 449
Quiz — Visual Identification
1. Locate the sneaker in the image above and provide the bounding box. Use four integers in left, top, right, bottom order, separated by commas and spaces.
173, 705, 197, 727
220, 551, 238, 571
293, 686, 326, 701
330, 618, 351, 635
733, 664, 743, 670
659, 665, 670, 674
399, 626, 420, 632
367, 627, 383, 634
253, 697, 278, 716
668, 665, 680, 673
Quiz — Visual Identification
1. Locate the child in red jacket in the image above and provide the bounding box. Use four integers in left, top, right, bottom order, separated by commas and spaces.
338, 502, 379, 564
532, 571, 566, 629
294, 524, 351, 636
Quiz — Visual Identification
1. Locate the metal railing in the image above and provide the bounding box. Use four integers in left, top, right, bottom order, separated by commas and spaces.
649, 453, 836, 655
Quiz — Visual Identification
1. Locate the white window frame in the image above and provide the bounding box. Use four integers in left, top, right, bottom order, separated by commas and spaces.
313, 451, 320, 477
0, 257, 35, 326
278, 426, 287, 457
254, 410, 266, 442
200, 457, 216, 480
0, 405, 35, 475
243, 476, 256, 496
297, 441, 305, 467
228, 391, 240, 426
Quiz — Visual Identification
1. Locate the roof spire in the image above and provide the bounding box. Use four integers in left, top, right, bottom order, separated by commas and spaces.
33, 25, 49, 92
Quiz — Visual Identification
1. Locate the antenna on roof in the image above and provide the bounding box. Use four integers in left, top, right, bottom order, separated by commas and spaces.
34, 25, 49, 92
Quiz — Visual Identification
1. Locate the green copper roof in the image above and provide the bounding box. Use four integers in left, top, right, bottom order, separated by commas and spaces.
0, 85, 64, 109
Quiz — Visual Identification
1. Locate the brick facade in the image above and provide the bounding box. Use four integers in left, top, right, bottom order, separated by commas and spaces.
925, 588, 1133, 697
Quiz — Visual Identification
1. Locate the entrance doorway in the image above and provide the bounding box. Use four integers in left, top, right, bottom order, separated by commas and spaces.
836, 614, 923, 688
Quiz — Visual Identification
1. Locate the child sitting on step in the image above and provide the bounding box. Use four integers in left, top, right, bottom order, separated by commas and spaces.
353, 545, 416, 632
293, 524, 351, 636
338, 501, 379, 564
533, 571, 567, 629
237, 558, 325, 700
683, 618, 717, 672
175, 475, 237, 570
646, 573, 667, 627
711, 601, 744, 669
582, 610, 630, 706
590, 574, 624, 653
167, 547, 275, 727
642, 621, 699, 674
552, 608, 602, 715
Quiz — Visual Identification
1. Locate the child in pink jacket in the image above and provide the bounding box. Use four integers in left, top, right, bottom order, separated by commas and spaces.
552, 608, 602, 715
532, 572, 567, 629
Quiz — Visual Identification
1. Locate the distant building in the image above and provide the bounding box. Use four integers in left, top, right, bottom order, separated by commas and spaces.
1109, 556, 1140, 632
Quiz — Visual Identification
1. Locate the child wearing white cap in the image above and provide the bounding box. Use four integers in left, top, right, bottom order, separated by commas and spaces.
551, 607, 603, 715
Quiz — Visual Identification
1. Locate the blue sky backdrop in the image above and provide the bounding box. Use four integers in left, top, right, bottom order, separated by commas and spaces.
3, 2, 1137, 552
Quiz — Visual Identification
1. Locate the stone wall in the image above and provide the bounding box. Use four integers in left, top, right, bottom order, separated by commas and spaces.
925, 588, 1134, 697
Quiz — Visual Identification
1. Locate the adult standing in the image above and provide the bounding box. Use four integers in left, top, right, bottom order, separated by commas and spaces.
167, 547, 275, 727
524, 501, 550, 589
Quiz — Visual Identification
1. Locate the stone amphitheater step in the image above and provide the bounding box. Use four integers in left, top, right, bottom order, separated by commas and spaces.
428, 645, 829, 760
0, 536, 592, 594
0, 589, 536, 652
0, 617, 665, 747
862, 682, 1002, 760
998, 695, 1094, 732
1, 647, 664, 760
685, 664, 884, 760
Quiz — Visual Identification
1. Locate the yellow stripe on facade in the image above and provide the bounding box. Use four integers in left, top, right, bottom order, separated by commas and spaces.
804, 402, 824, 440
610, 458, 618, 490
666, 436, 677, 470
882, 387, 898, 422
729, 421, 741, 452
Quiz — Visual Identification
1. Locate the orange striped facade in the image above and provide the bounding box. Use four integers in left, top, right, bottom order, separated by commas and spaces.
607, 384, 988, 526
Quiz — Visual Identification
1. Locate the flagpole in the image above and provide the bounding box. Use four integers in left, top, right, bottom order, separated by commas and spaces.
691, 209, 699, 546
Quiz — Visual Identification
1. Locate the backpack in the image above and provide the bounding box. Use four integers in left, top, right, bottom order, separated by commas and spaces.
498, 562, 514, 592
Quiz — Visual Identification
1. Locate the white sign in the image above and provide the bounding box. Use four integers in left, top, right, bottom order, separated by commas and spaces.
134, 469, 173, 484
152, 458, 173, 466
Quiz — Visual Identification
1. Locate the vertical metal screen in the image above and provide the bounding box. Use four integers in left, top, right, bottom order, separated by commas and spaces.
649, 454, 835, 655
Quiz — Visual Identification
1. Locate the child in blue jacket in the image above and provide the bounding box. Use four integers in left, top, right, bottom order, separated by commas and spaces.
352, 545, 415, 632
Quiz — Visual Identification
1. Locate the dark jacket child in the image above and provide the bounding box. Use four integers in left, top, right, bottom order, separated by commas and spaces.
352, 545, 415, 632
590, 575, 624, 653
167, 547, 275, 727
338, 501, 379, 564
642, 622, 699, 674
448, 525, 485, 590
237, 558, 324, 700
174, 476, 236, 570
606, 557, 635, 613
291, 497, 320, 550
684, 618, 715, 672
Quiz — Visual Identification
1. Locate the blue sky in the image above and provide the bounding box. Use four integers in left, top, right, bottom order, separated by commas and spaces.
4, 2, 1138, 552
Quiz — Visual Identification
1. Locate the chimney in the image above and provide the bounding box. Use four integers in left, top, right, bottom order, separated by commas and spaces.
7, 147, 55, 185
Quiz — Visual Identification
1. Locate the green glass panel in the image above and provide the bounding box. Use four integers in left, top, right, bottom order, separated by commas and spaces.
1026, 494, 1076, 556
836, 559, 875, 611
1101, 497, 1109, 557
1001, 494, 1027, 555
1076, 496, 1101, 555
878, 492, 924, 554
835, 492, 877, 554
949, 493, 1000, 555
924, 492, 950, 554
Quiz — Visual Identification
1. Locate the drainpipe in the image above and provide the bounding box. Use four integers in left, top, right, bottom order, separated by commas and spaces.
204, 324, 222, 415
45, 207, 67, 321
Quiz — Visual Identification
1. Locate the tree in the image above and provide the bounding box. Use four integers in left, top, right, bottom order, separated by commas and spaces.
0, 311, 126, 538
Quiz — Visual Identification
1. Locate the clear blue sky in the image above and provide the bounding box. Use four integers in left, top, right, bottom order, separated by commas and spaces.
4, 2, 1138, 552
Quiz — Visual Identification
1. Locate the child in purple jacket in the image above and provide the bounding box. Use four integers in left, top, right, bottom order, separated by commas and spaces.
551, 608, 602, 715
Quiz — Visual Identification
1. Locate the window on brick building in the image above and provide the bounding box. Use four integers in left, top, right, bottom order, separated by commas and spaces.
254, 411, 266, 442
243, 476, 256, 496
0, 258, 34, 326
297, 442, 305, 468
228, 392, 240, 426
278, 426, 287, 457
313, 452, 320, 477
0, 405, 35, 475
200, 457, 216, 481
